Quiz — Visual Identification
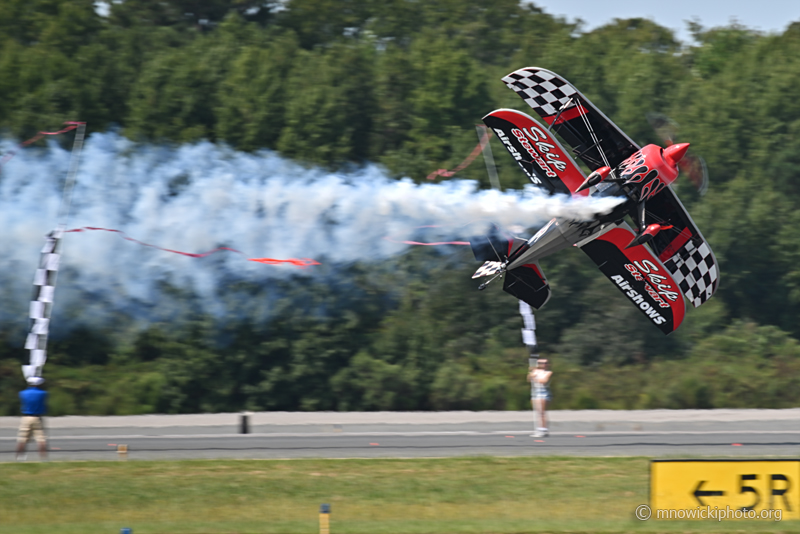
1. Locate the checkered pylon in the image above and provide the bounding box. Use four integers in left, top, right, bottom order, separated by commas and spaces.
519, 300, 538, 353
663, 239, 719, 308
23, 228, 62, 378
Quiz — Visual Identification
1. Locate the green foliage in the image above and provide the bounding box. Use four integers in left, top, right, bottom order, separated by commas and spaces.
549, 321, 800, 410
126, 21, 245, 142
2, 1, 800, 414
215, 31, 299, 150
276, 41, 376, 165
332, 351, 421, 410
429, 360, 482, 409
384, 32, 490, 177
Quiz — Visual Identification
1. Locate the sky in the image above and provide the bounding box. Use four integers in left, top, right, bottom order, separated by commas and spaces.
529, 0, 800, 43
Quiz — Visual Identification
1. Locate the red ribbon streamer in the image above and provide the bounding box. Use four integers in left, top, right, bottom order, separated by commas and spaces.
383, 236, 470, 246
383, 225, 471, 247
249, 257, 321, 268
65, 227, 320, 268
0, 122, 86, 168
425, 127, 492, 181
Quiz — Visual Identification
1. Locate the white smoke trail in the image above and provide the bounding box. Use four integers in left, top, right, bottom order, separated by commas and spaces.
0, 132, 622, 327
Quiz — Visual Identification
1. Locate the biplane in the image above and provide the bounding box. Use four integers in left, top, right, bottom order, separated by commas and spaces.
472, 68, 719, 334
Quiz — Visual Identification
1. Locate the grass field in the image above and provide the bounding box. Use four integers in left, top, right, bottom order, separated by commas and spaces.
0, 457, 793, 534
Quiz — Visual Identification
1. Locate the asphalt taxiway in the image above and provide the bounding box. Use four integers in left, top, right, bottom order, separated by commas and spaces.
1, 409, 797, 461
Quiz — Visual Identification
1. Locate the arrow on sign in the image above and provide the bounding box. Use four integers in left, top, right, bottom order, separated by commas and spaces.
693, 480, 725, 506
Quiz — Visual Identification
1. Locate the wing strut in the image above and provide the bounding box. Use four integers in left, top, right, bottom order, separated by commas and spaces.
546, 98, 574, 133
636, 201, 646, 232
576, 102, 615, 179
477, 124, 501, 191
573, 138, 605, 167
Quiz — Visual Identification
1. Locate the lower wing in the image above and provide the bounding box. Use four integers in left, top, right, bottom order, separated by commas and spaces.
580, 223, 686, 334
643, 188, 720, 308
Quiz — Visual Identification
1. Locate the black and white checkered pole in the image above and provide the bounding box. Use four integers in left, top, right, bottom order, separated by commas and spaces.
520, 300, 541, 431
21, 123, 85, 380
519, 300, 538, 365
22, 229, 62, 379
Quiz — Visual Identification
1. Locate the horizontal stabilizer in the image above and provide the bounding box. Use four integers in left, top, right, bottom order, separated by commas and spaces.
472, 261, 503, 279
580, 223, 685, 334
503, 262, 551, 310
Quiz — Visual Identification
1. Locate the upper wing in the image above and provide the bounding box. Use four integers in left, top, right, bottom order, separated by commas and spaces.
642, 188, 720, 308
482, 108, 589, 196
502, 67, 639, 172
580, 223, 686, 335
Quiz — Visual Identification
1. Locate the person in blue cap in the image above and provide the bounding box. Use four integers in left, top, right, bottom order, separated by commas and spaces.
16, 376, 48, 461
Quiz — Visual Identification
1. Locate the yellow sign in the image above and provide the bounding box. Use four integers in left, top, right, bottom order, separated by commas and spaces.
651, 460, 800, 519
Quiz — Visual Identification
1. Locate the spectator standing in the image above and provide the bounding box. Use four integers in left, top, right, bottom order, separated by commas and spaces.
16, 377, 48, 461
528, 359, 552, 437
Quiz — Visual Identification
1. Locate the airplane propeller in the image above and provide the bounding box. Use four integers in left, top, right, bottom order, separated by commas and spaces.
646, 112, 708, 196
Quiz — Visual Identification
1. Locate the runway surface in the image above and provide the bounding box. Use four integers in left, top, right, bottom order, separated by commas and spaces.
1, 410, 798, 461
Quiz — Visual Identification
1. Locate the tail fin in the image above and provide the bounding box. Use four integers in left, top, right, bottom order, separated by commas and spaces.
470, 231, 509, 262
469, 226, 527, 262
503, 262, 551, 309
470, 227, 549, 307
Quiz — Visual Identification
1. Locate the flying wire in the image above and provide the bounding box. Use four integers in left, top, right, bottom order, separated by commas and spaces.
576, 99, 614, 179
57, 123, 87, 229
547, 98, 574, 133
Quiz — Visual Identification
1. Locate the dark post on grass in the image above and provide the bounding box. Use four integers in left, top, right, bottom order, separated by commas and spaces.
319, 504, 331, 534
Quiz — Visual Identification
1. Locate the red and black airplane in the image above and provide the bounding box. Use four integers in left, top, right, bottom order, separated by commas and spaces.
471, 67, 719, 334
